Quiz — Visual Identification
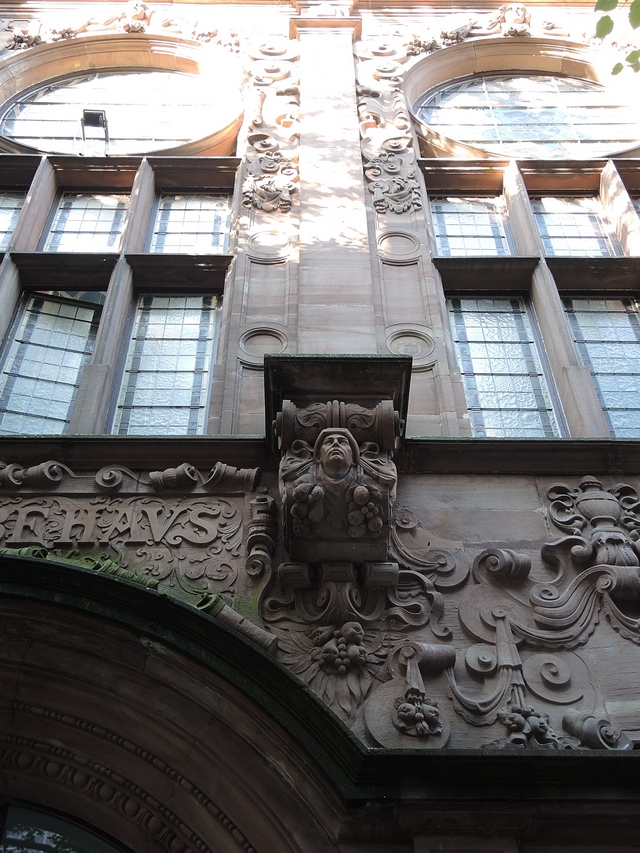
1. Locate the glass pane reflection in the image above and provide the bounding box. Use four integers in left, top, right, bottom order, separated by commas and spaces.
0, 71, 223, 156
1, 805, 125, 853
415, 75, 640, 159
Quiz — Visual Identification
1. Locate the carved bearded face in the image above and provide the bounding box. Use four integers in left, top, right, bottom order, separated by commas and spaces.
318, 433, 353, 479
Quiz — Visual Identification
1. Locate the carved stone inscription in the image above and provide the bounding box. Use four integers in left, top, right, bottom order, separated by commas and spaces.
0, 460, 275, 618
0, 495, 242, 596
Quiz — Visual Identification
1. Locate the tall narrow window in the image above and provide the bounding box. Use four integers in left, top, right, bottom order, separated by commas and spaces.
114, 295, 219, 436
0, 293, 102, 435
150, 193, 231, 253
0, 191, 25, 250
531, 197, 622, 257
564, 297, 640, 437
430, 197, 511, 256
448, 297, 561, 437
43, 192, 129, 252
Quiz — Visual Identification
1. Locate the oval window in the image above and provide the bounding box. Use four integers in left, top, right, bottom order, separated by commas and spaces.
0, 70, 233, 156
413, 75, 640, 159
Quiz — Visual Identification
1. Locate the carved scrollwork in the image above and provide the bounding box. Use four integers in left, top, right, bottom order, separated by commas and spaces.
482, 704, 581, 749
242, 150, 299, 212
0, 460, 72, 488
363, 151, 422, 214
473, 548, 531, 584
242, 38, 300, 213
521, 653, 584, 704
276, 398, 401, 454
480, 706, 630, 752
148, 463, 199, 492
0, 495, 244, 602
547, 475, 640, 547
562, 708, 632, 750
392, 508, 470, 591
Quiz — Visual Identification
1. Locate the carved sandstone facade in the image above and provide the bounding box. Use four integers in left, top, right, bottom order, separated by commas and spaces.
0, 1, 639, 852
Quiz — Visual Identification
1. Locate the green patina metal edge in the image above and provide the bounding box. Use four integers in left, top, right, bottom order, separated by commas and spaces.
0, 552, 639, 804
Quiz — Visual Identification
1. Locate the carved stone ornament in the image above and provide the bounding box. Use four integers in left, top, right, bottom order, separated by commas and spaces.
0, 459, 276, 650
403, 5, 570, 55
242, 38, 300, 213
262, 400, 459, 722
242, 150, 299, 212
363, 151, 422, 214
3, 2, 245, 52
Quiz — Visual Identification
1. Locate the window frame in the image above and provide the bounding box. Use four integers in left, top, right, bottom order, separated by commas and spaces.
145, 190, 232, 255
562, 294, 640, 438
38, 188, 131, 254
447, 291, 568, 438
530, 194, 623, 259
109, 291, 222, 437
0, 289, 104, 436
429, 192, 517, 258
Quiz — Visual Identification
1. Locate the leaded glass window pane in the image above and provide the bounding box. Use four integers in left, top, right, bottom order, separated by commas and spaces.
430, 197, 510, 256
114, 295, 219, 436
448, 297, 560, 437
531, 197, 622, 257
0, 294, 101, 435
43, 192, 129, 252
0, 191, 25, 250
564, 297, 640, 437
150, 194, 231, 253
414, 75, 640, 159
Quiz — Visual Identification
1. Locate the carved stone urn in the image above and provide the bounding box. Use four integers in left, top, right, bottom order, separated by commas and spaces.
575, 475, 621, 529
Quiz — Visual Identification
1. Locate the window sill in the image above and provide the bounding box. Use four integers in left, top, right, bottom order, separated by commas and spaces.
545, 256, 640, 290
432, 256, 539, 290
125, 253, 233, 291
10, 251, 118, 289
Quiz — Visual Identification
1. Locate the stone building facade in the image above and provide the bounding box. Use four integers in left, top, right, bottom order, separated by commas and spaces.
0, 0, 639, 851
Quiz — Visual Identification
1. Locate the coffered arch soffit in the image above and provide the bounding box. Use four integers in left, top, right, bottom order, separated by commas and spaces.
0, 555, 346, 853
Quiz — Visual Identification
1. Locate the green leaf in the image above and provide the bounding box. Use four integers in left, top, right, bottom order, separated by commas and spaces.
612, 61, 624, 73
595, 0, 618, 12
630, 0, 640, 28
626, 48, 640, 62
596, 14, 615, 36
